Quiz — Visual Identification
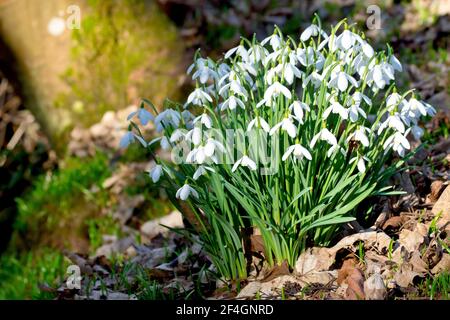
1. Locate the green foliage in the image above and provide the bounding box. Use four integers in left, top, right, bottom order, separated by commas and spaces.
418, 272, 450, 300
13, 153, 111, 247
0, 249, 68, 300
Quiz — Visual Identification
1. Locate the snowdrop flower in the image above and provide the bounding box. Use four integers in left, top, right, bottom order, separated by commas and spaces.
408, 97, 427, 117
386, 92, 405, 111
323, 96, 348, 120
269, 116, 297, 138
389, 55, 402, 72
194, 113, 213, 129
261, 34, 282, 50
347, 126, 371, 147
247, 117, 270, 133
154, 109, 181, 132
232, 155, 257, 172
225, 45, 249, 62
176, 183, 199, 200
383, 130, 411, 157
310, 128, 337, 148
220, 95, 246, 111
411, 125, 424, 140
347, 92, 369, 122
423, 101, 436, 117
204, 138, 225, 157
264, 82, 292, 102
367, 63, 393, 90
289, 101, 310, 124
282, 143, 312, 161
303, 71, 323, 88
247, 45, 269, 64
300, 24, 327, 42
119, 131, 135, 148
297, 47, 325, 70
149, 165, 163, 183
193, 165, 215, 180
335, 30, 358, 51
328, 69, 358, 92
350, 155, 369, 173
170, 129, 186, 143
188, 58, 218, 84
120, 131, 147, 148
127, 107, 154, 126
377, 113, 405, 134
187, 88, 213, 106
185, 127, 203, 146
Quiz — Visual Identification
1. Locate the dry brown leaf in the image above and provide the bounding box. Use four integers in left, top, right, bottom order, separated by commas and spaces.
382, 216, 404, 231
262, 260, 290, 282
337, 258, 365, 300
295, 247, 334, 274
431, 253, 450, 274
432, 185, 450, 220
398, 229, 425, 252
364, 273, 387, 300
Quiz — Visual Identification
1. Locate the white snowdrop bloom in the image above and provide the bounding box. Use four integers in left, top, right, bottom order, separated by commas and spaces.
218, 79, 248, 100
193, 165, 215, 180
386, 92, 405, 111
326, 144, 345, 158
247, 45, 269, 64
347, 92, 369, 122
266, 62, 302, 85
160, 136, 170, 150
170, 129, 186, 143
367, 63, 394, 90
289, 101, 310, 124
282, 144, 312, 161
220, 95, 246, 111
187, 88, 213, 106
297, 47, 325, 70
349, 156, 369, 173
187, 146, 207, 164
185, 127, 203, 146
194, 113, 213, 129
323, 96, 348, 120
347, 126, 371, 147
225, 45, 249, 62
176, 184, 199, 200
264, 82, 292, 102
193, 63, 218, 84
383, 130, 411, 157
360, 40, 374, 58
408, 98, 427, 117
423, 101, 436, 117
232, 155, 257, 172
247, 117, 270, 133
303, 71, 323, 88
389, 55, 402, 72
300, 24, 327, 42
328, 70, 358, 92
269, 116, 298, 138
411, 125, 424, 140
204, 138, 225, 157
127, 107, 154, 126
310, 128, 337, 148
377, 113, 405, 134
217, 63, 231, 78
119, 131, 135, 148
154, 109, 181, 132
149, 165, 163, 183
261, 34, 282, 50
335, 30, 358, 51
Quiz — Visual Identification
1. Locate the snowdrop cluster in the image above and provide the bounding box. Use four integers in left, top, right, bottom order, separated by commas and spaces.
121, 18, 435, 279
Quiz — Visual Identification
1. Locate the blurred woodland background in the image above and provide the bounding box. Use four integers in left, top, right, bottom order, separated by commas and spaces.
0, 0, 449, 299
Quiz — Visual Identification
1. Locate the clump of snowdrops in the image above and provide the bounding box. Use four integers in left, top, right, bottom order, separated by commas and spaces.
122, 17, 435, 281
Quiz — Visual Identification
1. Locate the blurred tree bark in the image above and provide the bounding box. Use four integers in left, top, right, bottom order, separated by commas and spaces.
0, 0, 185, 155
